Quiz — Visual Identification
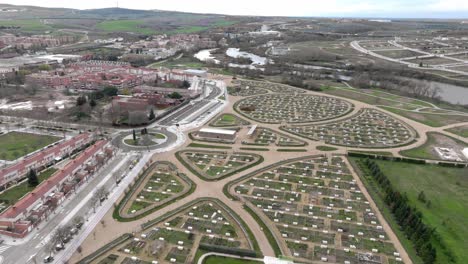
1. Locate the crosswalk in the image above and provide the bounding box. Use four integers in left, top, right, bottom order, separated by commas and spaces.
0, 245, 10, 254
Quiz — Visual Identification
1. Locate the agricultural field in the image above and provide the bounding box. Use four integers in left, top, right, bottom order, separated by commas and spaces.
120, 162, 193, 218
282, 109, 416, 148
235, 94, 353, 124
93, 199, 256, 264
177, 150, 262, 180
322, 86, 434, 110
373, 49, 425, 59
96, 20, 157, 35
242, 127, 307, 147
351, 158, 468, 263
231, 155, 403, 263
405, 56, 456, 66
209, 114, 250, 127
0, 131, 61, 161
400, 132, 468, 161
0, 19, 52, 32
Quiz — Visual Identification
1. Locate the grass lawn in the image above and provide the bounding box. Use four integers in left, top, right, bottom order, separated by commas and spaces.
445, 125, 468, 138
381, 107, 468, 127
203, 256, 261, 264
96, 20, 156, 34
0, 132, 61, 161
0, 168, 58, 208
154, 133, 166, 139
277, 149, 307, 152
361, 159, 468, 263
400, 132, 467, 160
316, 145, 338, 151
188, 143, 232, 149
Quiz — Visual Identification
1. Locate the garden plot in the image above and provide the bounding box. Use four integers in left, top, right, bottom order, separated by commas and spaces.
236, 94, 353, 124
124, 162, 191, 216
233, 155, 402, 264
228, 83, 269, 96
242, 127, 307, 147
94, 200, 253, 264
233, 79, 305, 94
282, 108, 415, 148
209, 113, 250, 127
178, 150, 262, 180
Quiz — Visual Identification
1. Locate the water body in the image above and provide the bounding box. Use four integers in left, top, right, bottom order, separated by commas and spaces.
415, 80, 468, 105
225, 48, 270, 65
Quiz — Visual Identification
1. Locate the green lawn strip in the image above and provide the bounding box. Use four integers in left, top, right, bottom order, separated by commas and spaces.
187, 143, 232, 149
0, 132, 61, 161
203, 256, 262, 264
351, 158, 468, 263
0, 168, 58, 207
243, 205, 282, 257
77, 234, 133, 264
276, 149, 308, 152
400, 132, 468, 160
349, 158, 423, 264
348, 150, 394, 156
113, 162, 196, 222
316, 145, 338, 151
239, 147, 270, 151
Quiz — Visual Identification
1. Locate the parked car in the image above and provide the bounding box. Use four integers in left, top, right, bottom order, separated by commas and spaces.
44, 256, 54, 263
55, 243, 64, 251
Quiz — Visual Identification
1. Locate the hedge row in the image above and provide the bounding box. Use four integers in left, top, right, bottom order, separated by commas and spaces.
77, 233, 133, 264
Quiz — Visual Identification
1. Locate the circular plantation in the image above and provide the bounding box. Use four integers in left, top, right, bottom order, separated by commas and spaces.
235, 94, 353, 124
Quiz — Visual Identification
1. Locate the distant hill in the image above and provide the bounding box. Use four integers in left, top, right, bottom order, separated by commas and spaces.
0, 4, 239, 34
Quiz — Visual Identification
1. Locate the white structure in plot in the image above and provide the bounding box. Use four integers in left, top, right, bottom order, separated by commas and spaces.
434, 147, 464, 162
462, 148, 468, 160
198, 128, 237, 141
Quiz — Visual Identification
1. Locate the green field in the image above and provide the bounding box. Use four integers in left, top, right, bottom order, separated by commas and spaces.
381, 107, 468, 127
400, 132, 467, 160
357, 159, 468, 263
445, 125, 468, 138
0, 132, 61, 161
0, 168, 58, 209
0, 19, 52, 32
96, 20, 156, 34
203, 256, 261, 264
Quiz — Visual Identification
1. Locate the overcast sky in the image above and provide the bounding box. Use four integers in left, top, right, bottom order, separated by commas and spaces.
1, 0, 468, 18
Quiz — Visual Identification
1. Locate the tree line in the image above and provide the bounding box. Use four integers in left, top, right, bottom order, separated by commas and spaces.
361, 159, 456, 263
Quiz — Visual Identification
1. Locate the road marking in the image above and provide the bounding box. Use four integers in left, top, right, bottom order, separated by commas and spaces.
0, 245, 10, 254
